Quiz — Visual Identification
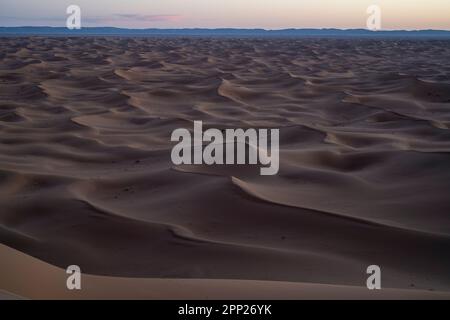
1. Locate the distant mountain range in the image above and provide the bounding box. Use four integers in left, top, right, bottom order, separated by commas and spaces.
1, 27, 450, 38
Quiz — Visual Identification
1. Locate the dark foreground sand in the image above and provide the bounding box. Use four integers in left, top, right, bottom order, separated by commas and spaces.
1, 37, 450, 299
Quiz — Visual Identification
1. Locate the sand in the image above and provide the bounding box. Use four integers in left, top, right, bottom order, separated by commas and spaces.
1, 36, 450, 299
2, 244, 450, 300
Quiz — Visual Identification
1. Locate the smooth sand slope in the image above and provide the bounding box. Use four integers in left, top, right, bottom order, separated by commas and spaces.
1, 37, 450, 298
2, 244, 450, 300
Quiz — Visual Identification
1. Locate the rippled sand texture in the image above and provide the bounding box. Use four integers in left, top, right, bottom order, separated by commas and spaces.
1, 37, 450, 295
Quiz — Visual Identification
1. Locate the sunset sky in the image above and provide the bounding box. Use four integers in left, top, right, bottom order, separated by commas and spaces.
1, 0, 449, 30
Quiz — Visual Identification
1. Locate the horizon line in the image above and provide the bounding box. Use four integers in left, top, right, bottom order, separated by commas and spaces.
2, 26, 450, 32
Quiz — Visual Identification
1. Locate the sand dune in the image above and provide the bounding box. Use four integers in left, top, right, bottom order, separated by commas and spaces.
2, 244, 450, 300
1, 37, 450, 298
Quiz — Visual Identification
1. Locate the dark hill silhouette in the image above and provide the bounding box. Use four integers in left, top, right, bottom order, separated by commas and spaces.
1, 27, 450, 38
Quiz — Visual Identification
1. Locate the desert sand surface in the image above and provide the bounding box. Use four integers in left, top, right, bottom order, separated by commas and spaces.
1, 37, 450, 299
2, 243, 450, 300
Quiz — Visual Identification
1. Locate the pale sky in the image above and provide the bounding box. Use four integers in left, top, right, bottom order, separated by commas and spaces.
1, 0, 449, 30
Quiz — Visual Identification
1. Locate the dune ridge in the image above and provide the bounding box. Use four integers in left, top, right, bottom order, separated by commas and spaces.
3, 244, 450, 300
